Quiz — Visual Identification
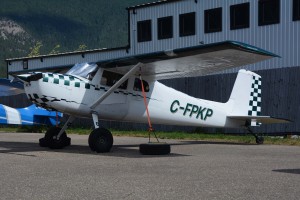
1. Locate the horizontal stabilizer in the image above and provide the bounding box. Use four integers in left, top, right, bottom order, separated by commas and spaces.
228, 116, 291, 124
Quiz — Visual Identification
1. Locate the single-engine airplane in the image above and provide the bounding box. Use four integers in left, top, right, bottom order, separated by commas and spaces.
11, 41, 290, 154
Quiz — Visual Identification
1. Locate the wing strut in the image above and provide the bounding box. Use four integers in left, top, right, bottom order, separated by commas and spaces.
90, 62, 143, 110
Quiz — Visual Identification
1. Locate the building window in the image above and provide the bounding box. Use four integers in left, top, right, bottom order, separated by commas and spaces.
157, 16, 173, 40
230, 3, 250, 30
293, 0, 300, 21
204, 8, 222, 33
179, 12, 196, 37
258, 0, 280, 26
137, 20, 152, 42
23, 60, 28, 70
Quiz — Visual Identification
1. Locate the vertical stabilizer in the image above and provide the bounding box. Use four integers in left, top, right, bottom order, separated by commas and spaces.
228, 70, 262, 125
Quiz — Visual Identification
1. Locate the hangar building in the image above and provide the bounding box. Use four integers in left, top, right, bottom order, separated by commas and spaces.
5, 0, 300, 133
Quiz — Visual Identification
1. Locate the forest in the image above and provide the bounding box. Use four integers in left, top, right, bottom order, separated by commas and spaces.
0, 0, 152, 77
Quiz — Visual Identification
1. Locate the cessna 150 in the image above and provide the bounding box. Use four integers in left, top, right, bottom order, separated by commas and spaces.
12, 41, 289, 154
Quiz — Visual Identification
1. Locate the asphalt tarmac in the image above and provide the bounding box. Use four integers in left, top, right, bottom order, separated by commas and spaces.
0, 132, 300, 200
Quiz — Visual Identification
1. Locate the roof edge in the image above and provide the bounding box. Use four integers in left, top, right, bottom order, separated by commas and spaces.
6, 46, 129, 62
126, 0, 182, 10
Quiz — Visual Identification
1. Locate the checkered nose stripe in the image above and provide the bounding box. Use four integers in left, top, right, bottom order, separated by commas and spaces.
248, 76, 261, 116
42, 73, 152, 100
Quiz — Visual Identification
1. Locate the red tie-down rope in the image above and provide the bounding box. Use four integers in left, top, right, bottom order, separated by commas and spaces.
139, 74, 159, 143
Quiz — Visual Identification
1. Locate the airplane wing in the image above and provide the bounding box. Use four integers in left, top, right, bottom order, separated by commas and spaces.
0, 79, 24, 96
228, 116, 291, 124
98, 41, 279, 80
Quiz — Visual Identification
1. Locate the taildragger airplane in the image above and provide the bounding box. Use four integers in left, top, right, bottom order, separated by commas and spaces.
11, 41, 290, 154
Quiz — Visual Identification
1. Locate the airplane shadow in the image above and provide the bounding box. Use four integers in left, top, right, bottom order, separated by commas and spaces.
272, 169, 300, 175
0, 141, 188, 158
0, 139, 257, 158
170, 140, 257, 146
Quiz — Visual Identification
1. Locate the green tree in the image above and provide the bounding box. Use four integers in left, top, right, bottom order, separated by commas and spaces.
28, 41, 43, 57
49, 44, 61, 54
77, 44, 87, 51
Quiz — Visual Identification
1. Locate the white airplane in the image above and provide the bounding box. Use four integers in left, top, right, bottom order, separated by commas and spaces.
13, 41, 289, 154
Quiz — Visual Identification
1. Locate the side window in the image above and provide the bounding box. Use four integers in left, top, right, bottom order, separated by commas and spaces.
133, 78, 149, 92
204, 7, 222, 33
258, 0, 280, 26
101, 70, 128, 89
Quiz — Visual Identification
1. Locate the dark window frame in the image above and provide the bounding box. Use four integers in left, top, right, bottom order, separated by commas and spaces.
258, 0, 280, 26
23, 60, 28, 70
204, 7, 222, 33
293, 0, 300, 21
137, 20, 152, 42
179, 12, 196, 37
157, 16, 173, 40
230, 2, 250, 30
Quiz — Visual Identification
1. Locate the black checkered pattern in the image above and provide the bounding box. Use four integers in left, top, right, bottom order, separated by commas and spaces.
248, 76, 261, 116
41, 73, 152, 99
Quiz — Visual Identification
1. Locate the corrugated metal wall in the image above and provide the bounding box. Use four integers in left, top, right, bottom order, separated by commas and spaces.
130, 0, 300, 72
7, 0, 300, 74
1, 66, 299, 134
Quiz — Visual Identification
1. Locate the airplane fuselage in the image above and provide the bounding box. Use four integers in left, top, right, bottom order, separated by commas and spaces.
23, 70, 242, 128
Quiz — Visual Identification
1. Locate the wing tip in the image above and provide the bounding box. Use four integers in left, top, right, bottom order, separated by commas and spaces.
228, 40, 280, 58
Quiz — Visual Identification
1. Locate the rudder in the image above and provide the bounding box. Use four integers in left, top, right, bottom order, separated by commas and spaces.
228, 70, 262, 122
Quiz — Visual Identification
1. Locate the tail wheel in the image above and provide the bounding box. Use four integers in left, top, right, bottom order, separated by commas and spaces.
39, 127, 71, 149
256, 136, 264, 144
139, 143, 171, 155
88, 128, 113, 153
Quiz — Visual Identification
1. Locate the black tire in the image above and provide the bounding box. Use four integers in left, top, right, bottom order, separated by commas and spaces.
39, 137, 48, 147
43, 127, 71, 149
256, 136, 264, 144
88, 128, 113, 153
139, 143, 171, 155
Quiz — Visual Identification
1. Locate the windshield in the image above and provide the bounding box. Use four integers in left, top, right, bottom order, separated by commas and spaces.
66, 63, 98, 80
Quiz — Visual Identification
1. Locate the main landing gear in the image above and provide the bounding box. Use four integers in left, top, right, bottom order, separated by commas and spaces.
39, 116, 75, 149
39, 114, 114, 152
88, 113, 113, 153
247, 126, 264, 145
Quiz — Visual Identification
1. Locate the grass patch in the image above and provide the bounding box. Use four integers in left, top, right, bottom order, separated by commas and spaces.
0, 126, 300, 146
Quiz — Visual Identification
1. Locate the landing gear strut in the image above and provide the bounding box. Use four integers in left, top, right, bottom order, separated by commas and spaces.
247, 126, 264, 145
88, 112, 113, 153
39, 116, 74, 149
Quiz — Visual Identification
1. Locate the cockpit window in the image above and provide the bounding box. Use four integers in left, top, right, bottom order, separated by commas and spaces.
133, 78, 149, 92
101, 70, 128, 90
66, 63, 98, 80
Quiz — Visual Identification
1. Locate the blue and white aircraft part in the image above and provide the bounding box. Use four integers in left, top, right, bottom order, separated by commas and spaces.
0, 104, 62, 126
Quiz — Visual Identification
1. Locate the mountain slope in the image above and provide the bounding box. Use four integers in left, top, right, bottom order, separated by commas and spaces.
0, 0, 153, 77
